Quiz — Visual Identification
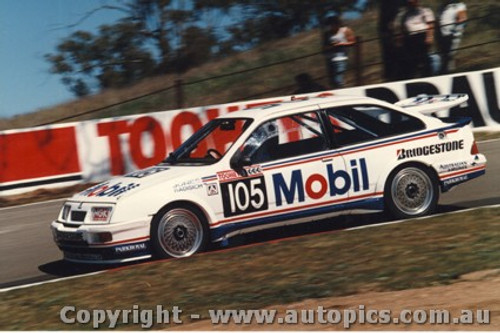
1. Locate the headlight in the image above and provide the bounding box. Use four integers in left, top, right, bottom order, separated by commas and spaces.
90, 207, 113, 222
61, 204, 71, 220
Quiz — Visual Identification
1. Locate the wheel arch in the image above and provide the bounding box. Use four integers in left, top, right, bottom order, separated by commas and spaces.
152, 199, 212, 227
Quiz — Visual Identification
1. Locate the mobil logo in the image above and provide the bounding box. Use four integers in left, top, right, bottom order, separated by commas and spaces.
272, 158, 369, 206
81, 182, 140, 197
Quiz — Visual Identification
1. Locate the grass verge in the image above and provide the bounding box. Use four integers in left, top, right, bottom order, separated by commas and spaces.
1, 207, 500, 330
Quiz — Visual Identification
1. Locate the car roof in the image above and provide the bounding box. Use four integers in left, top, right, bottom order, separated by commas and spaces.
219, 94, 386, 121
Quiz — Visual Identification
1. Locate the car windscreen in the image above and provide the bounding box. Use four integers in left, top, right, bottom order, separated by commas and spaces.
164, 118, 252, 165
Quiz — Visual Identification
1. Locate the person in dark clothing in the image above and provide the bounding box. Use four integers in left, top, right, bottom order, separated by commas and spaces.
378, 0, 406, 80
396, 0, 435, 79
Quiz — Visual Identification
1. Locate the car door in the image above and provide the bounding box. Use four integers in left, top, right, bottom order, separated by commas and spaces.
216, 108, 351, 233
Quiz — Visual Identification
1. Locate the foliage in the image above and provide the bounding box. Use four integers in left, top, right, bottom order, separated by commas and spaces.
46, 0, 362, 96
196, 0, 356, 47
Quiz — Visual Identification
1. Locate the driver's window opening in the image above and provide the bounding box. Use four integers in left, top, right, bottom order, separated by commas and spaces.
243, 111, 327, 164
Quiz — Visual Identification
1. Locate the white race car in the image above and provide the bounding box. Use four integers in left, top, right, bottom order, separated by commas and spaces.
51, 94, 486, 263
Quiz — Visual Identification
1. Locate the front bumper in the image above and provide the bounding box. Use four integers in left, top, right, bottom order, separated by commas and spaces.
51, 218, 152, 263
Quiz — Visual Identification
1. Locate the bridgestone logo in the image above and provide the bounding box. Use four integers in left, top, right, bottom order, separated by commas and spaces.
397, 140, 464, 160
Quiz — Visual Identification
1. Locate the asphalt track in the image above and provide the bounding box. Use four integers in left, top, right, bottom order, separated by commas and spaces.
0, 140, 498, 289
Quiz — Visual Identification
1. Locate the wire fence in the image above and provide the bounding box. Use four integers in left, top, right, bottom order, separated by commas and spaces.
39, 13, 499, 126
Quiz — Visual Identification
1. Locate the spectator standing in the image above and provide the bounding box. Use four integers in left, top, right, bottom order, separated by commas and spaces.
396, 0, 435, 79
322, 16, 355, 88
437, 0, 467, 74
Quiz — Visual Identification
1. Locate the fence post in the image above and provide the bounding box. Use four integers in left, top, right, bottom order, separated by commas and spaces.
354, 36, 363, 86
175, 79, 184, 109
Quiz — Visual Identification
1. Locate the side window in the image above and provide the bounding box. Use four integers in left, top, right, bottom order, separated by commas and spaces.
325, 105, 426, 146
242, 111, 328, 164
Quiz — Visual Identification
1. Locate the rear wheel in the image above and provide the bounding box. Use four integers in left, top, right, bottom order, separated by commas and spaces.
385, 165, 439, 219
151, 205, 208, 258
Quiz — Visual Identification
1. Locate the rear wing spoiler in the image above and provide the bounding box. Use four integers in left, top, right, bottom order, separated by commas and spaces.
395, 94, 469, 115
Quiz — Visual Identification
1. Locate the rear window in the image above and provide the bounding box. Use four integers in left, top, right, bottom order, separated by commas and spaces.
325, 105, 426, 146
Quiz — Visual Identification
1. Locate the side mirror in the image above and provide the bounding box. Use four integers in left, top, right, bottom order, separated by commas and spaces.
220, 120, 236, 131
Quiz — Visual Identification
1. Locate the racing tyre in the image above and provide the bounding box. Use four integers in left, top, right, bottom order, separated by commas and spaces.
151, 204, 209, 259
384, 165, 439, 219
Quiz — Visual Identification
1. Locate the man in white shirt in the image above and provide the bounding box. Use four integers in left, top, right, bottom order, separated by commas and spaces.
397, 0, 435, 78
322, 16, 356, 88
437, 0, 467, 73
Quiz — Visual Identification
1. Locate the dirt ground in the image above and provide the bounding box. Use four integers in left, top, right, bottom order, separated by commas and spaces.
176, 269, 500, 331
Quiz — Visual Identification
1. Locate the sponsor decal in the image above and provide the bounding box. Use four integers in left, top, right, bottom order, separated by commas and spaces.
217, 170, 240, 182
405, 95, 438, 106
125, 166, 169, 178
91, 207, 112, 221
404, 95, 463, 107
244, 165, 262, 176
79, 183, 102, 196
221, 176, 268, 217
272, 158, 369, 206
443, 175, 469, 186
173, 179, 202, 193
80, 182, 140, 197
397, 140, 464, 160
439, 161, 468, 173
217, 166, 262, 183
114, 243, 147, 253
205, 183, 219, 196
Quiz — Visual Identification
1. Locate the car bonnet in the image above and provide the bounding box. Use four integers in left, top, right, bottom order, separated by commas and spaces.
71, 164, 195, 202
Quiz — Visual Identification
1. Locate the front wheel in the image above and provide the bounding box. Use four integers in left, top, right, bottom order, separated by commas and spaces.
151, 205, 208, 259
385, 165, 439, 219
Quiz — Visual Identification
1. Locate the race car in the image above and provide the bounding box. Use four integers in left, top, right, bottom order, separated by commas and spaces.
51, 94, 486, 263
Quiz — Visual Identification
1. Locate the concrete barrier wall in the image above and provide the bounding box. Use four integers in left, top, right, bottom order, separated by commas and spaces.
1, 67, 498, 195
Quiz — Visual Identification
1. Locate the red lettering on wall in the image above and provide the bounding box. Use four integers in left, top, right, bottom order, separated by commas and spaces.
205, 108, 220, 121
97, 121, 129, 175
129, 116, 167, 169
171, 111, 205, 152
227, 106, 240, 113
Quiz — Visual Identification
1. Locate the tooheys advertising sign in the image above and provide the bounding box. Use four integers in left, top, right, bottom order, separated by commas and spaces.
0, 67, 499, 195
